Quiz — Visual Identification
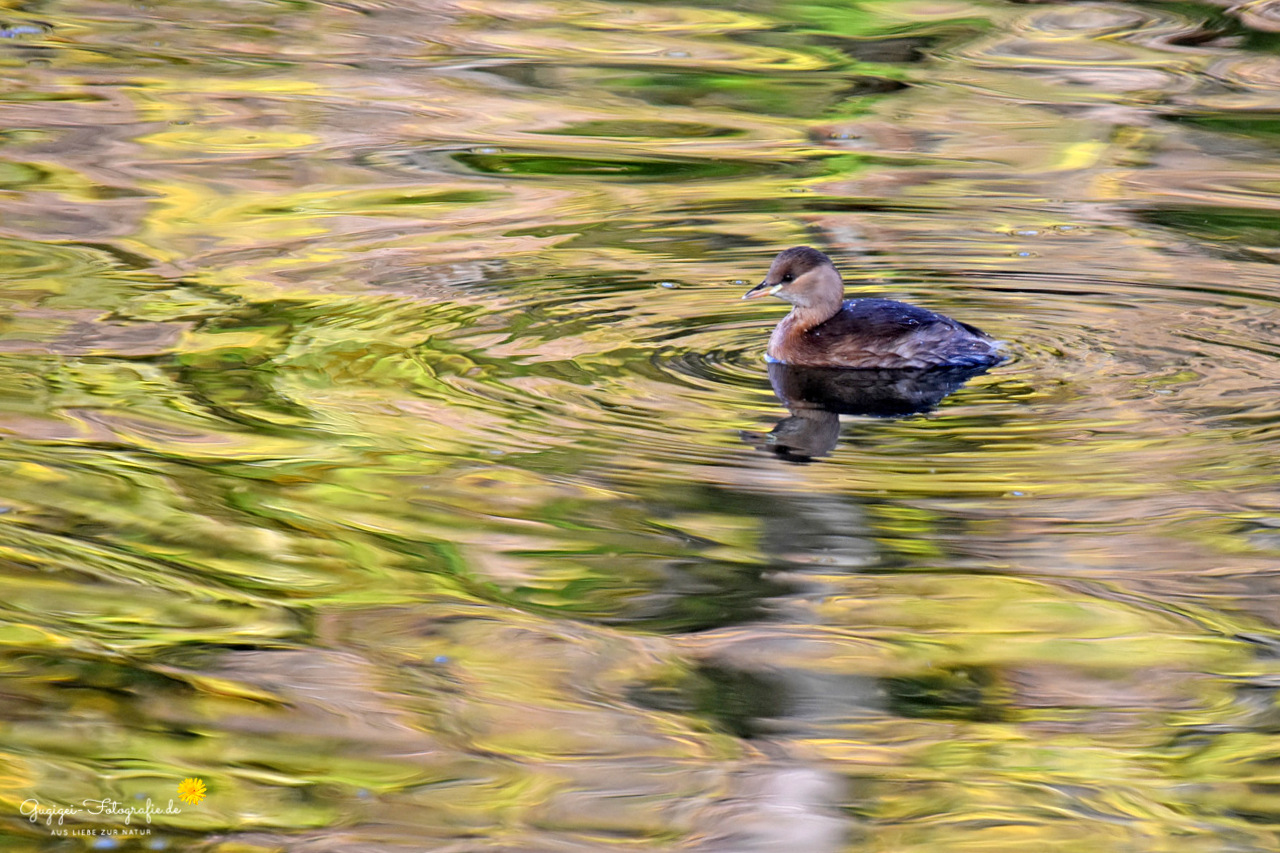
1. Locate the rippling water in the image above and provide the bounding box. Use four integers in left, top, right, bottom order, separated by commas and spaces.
5, 0, 1280, 850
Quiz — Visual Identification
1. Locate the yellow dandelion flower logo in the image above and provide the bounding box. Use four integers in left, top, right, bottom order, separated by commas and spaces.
177, 777, 206, 806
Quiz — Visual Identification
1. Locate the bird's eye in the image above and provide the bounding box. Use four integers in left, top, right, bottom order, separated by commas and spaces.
781, 274, 793, 283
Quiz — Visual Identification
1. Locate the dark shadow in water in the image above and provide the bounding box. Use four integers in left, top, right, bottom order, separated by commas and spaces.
881, 666, 1008, 723
742, 362, 994, 461
628, 664, 792, 739
629, 662, 887, 739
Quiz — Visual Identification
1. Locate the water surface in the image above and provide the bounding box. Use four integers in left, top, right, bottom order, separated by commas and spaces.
3, 0, 1280, 850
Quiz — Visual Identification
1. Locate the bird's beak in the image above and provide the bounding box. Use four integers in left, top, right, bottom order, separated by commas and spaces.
742, 279, 781, 300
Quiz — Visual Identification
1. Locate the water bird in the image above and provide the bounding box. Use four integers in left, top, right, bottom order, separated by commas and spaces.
742, 246, 1003, 369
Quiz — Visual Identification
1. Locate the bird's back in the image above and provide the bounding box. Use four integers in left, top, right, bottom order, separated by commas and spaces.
771, 298, 1002, 369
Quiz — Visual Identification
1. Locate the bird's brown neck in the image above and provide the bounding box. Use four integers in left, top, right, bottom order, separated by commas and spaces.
788, 298, 842, 333
768, 300, 842, 360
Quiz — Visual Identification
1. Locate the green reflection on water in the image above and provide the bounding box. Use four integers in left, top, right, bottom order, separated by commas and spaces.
1142, 206, 1280, 248
453, 150, 765, 180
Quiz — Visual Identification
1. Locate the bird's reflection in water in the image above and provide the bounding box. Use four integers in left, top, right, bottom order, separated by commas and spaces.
742, 362, 993, 461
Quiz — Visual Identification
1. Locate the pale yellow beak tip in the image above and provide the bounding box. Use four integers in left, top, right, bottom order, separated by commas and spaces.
742, 283, 783, 300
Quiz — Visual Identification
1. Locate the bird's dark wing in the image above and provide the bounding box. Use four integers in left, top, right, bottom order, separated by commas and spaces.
812, 298, 963, 340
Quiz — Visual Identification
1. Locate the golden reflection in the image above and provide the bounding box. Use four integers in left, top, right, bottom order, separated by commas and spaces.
2, 0, 1280, 850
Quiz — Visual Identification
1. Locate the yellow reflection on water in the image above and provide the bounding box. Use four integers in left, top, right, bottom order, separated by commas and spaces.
1, 0, 1280, 850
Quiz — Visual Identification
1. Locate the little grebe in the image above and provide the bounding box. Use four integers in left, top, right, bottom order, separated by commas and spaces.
742, 246, 1003, 369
